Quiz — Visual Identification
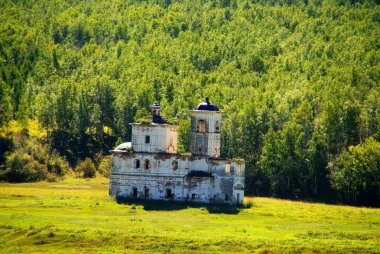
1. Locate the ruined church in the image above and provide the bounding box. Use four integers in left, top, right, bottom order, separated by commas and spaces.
109, 98, 245, 204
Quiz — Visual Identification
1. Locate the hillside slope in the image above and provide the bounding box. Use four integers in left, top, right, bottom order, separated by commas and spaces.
0, 0, 379, 204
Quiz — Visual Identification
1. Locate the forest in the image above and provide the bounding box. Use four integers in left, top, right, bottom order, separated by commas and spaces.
0, 0, 379, 206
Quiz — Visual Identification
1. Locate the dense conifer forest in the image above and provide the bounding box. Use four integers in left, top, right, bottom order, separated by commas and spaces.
0, 0, 379, 205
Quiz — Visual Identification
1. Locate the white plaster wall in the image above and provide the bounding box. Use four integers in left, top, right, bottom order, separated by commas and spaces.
189, 110, 222, 157
111, 153, 189, 176
184, 177, 212, 202
131, 124, 178, 153
187, 158, 209, 172
189, 111, 223, 133
206, 133, 221, 157
110, 152, 246, 204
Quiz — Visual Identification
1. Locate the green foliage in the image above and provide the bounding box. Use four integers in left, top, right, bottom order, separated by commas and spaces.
329, 137, 380, 205
76, 158, 96, 178
0, 131, 69, 182
98, 155, 111, 177
0, 0, 379, 205
0, 80, 13, 127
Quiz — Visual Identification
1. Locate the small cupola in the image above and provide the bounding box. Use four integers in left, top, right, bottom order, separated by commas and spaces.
151, 103, 166, 124
152, 103, 161, 116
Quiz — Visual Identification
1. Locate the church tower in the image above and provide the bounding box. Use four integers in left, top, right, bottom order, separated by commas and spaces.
189, 98, 222, 158
130, 103, 178, 154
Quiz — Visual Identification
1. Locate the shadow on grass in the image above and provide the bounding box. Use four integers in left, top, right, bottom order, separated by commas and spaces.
116, 196, 253, 214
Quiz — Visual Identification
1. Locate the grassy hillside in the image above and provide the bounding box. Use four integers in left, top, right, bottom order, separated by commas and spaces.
0, 178, 379, 253
1, 0, 380, 204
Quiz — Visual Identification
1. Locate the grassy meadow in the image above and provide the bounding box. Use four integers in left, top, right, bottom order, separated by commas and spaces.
0, 177, 379, 253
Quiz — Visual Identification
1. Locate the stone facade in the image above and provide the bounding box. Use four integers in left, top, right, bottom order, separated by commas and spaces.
109, 99, 245, 204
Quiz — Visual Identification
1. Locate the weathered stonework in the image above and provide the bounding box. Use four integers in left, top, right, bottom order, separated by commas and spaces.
109, 99, 245, 204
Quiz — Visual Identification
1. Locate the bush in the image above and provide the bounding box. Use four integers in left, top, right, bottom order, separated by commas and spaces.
2, 150, 47, 182
76, 158, 96, 178
98, 155, 111, 177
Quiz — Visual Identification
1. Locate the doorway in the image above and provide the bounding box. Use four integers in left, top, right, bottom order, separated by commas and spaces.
166, 189, 172, 198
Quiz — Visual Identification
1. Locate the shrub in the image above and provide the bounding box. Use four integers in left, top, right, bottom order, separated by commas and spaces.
76, 158, 96, 178
2, 150, 47, 182
98, 155, 111, 177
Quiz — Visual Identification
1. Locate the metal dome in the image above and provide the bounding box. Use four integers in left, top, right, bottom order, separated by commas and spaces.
195, 97, 219, 111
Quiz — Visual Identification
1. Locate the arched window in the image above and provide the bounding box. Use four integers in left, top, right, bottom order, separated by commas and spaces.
198, 120, 206, 133
191, 193, 196, 200
135, 159, 140, 169
145, 135, 150, 144
132, 187, 138, 197
215, 120, 220, 132
144, 187, 149, 197
145, 159, 150, 169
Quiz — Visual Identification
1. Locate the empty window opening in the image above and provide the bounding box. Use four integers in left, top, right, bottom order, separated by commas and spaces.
145, 160, 150, 170
225, 164, 230, 173
145, 135, 150, 144
191, 193, 196, 200
132, 187, 138, 197
144, 187, 149, 197
199, 148, 202, 152
172, 160, 178, 170
237, 193, 240, 204
135, 159, 140, 169
198, 120, 206, 133
166, 189, 172, 198
215, 120, 220, 132
225, 194, 229, 201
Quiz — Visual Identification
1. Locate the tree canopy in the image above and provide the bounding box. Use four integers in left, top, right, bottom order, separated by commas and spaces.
1, 0, 379, 205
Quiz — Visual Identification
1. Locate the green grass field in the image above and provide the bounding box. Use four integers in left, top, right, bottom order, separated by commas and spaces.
0, 178, 379, 253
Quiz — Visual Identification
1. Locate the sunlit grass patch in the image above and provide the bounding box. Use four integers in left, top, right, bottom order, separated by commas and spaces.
0, 178, 379, 253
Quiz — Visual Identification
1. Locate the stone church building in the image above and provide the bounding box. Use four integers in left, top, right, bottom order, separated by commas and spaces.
109, 98, 245, 204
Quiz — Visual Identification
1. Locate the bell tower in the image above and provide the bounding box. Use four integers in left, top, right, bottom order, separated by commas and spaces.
189, 98, 222, 158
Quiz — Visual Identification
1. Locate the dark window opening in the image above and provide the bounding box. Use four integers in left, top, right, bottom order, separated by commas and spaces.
191, 193, 196, 200
135, 159, 140, 169
144, 188, 149, 197
199, 148, 202, 152
172, 160, 178, 170
215, 120, 220, 132
133, 187, 138, 197
145, 135, 150, 144
225, 194, 229, 201
145, 160, 150, 170
166, 189, 172, 198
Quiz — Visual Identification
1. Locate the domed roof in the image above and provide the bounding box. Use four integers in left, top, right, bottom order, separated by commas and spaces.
195, 97, 219, 111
